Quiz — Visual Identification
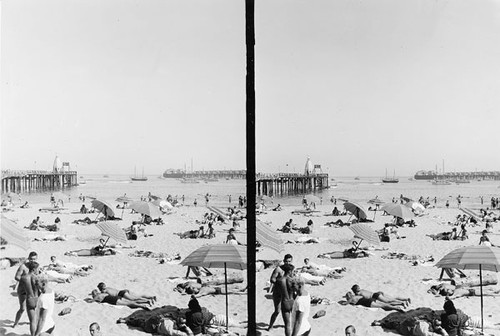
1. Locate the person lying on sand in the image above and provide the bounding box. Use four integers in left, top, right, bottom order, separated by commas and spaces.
324, 219, 350, 227
344, 292, 405, 313
73, 217, 97, 225
64, 245, 117, 257
299, 258, 346, 278
293, 219, 314, 234
428, 283, 500, 298
49, 256, 92, 271
286, 237, 320, 244
97, 282, 156, 304
351, 285, 410, 308
174, 280, 247, 298
89, 289, 151, 310
117, 314, 194, 336
176, 226, 204, 239
318, 248, 369, 259
427, 229, 458, 241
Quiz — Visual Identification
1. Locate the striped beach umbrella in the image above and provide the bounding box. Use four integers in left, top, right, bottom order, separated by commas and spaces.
343, 202, 368, 220
181, 244, 247, 330
436, 245, 500, 332
96, 222, 127, 245
349, 223, 380, 247
256, 221, 284, 253
1, 215, 31, 250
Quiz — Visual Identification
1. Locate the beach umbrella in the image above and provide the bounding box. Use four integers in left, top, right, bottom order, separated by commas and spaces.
129, 201, 162, 218
435, 245, 500, 332
152, 199, 173, 211
349, 223, 380, 250
304, 194, 321, 205
91, 199, 115, 219
380, 203, 415, 219
406, 201, 425, 214
343, 202, 368, 220
0, 215, 31, 250
180, 244, 247, 330
96, 221, 127, 247
256, 220, 284, 253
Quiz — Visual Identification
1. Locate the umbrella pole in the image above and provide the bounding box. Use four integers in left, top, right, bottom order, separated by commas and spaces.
480, 264, 484, 332
225, 263, 229, 331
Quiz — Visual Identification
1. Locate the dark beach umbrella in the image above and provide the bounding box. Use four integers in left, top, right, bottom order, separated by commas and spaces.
91, 199, 115, 219
343, 202, 368, 220
0, 215, 31, 250
180, 244, 247, 330
436, 245, 500, 332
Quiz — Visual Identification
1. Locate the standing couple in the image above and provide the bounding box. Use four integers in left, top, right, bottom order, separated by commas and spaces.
268, 254, 311, 336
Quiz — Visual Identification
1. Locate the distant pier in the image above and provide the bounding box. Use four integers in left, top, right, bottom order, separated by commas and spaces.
174, 170, 247, 179
256, 173, 329, 196
1, 170, 78, 194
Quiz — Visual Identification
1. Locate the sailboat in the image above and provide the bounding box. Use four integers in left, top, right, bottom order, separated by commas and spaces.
382, 169, 399, 183
131, 167, 148, 181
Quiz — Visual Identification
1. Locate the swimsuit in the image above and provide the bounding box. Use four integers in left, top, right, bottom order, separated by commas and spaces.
372, 291, 383, 300
102, 295, 119, 305
118, 290, 129, 297
356, 298, 373, 307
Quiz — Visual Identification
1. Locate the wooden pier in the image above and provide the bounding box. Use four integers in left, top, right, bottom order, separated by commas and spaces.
1, 170, 78, 194
183, 170, 247, 179
256, 173, 329, 196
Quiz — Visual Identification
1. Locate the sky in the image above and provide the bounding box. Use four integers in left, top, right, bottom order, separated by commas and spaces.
2, 0, 500, 177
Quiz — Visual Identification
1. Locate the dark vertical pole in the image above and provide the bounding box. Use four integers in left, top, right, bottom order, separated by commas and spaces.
245, 0, 256, 334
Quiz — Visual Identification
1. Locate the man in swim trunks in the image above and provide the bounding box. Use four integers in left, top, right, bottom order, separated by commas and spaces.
279, 264, 297, 336
97, 282, 156, 304
351, 284, 410, 308
90, 289, 151, 310
13, 251, 38, 328
345, 292, 405, 313
267, 254, 294, 332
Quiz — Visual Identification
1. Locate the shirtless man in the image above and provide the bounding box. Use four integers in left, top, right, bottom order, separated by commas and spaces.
21, 261, 40, 335
97, 282, 156, 304
279, 264, 297, 336
267, 254, 293, 332
13, 251, 38, 328
90, 289, 151, 310
351, 284, 410, 308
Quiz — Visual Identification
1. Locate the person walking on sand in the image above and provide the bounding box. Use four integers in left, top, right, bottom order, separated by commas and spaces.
33, 276, 56, 336
291, 277, 311, 336
13, 251, 38, 329
267, 254, 294, 332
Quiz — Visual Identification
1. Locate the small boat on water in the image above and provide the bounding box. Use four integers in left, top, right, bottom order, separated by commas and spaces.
354, 176, 360, 181
382, 169, 399, 183
131, 167, 148, 181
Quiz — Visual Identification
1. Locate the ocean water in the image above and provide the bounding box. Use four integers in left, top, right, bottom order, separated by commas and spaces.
8, 175, 500, 210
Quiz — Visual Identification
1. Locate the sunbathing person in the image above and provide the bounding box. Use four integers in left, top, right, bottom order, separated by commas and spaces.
351, 284, 410, 308
427, 230, 456, 241
64, 244, 117, 256
200, 223, 215, 239
72, 217, 97, 225
318, 247, 369, 259
175, 279, 247, 298
300, 258, 345, 277
344, 292, 405, 313
177, 226, 204, 239
479, 230, 495, 246
117, 314, 194, 336
49, 256, 92, 271
293, 219, 314, 234
97, 282, 156, 304
429, 283, 500, 298
272, 204, 282, 211
89, 289, 151, 310
324, 219, 349, 227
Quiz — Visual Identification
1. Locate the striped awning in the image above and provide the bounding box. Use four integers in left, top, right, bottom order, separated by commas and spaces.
436, 245, 500, 272
1, 215, 31, 250
96, 222, 127, 244
256, 221, 284, 253
180, 244, 247, 270
348, 223, 380, 246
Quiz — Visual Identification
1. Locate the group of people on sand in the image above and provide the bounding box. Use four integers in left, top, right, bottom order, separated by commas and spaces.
25, 216, 61, 231
280, 219, 314, 234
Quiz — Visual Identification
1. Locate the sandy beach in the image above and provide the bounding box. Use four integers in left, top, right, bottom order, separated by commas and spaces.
1, 198, 500, 336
